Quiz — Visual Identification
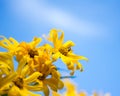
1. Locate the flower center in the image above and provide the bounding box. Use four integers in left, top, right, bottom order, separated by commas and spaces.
59, 47, 71, 56
38, 75, 46, 80
13, 77, 24, 89
28, 49, 38, 58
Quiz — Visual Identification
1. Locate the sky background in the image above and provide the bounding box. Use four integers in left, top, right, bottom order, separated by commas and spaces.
0, 0, 120, 95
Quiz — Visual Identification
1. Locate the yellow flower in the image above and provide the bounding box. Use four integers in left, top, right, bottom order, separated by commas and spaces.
8, 71, 42, 96
30, 56, 64, 96
14, 37, 42, 62
9, 57, 42, 96
48, 29, 88, 75
0, 36, 46, 73
0, 36, 42, 61
0, 52, 42, 96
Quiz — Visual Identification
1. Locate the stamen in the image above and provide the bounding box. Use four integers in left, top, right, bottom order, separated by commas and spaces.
67, 47, 71, 52
38, 75, 46, 80
13, 77, 24, 89
59, 47, 71, 56
28, 49, 38, 58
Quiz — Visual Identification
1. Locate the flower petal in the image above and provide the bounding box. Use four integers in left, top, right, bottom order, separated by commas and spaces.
43, 83, 49, 96
16, 57, 27, 75
52, 52, 60, 62
0, 72, 17, 88
24, 72, 42, 83
62, 40, 75, 48
52, 91, 61, 96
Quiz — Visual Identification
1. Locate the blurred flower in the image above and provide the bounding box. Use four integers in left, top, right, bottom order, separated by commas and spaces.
52, 80, 111, 96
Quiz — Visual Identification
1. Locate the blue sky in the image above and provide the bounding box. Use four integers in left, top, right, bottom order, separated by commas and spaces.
0, 0, 120, 95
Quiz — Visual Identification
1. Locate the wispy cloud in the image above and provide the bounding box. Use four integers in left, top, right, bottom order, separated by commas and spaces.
10, 0, 106, 38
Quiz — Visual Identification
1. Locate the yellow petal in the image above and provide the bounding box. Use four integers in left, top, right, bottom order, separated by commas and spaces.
78, 56, 88, 61
67, 62, 74, 70
61, 55, 69, 64
52, 52, 60, 62
52, 91, 61, 96
0, 36, 11, 49
61, 56, 76, 75
0, 36, 19, 54
49, 29, 58, 48
16, 57, 27, 75
24, 72, 42, 83
64, 80, 77, 96
58, 31, 64, 46
0, 64, 11, 75
44, 78, 58, 91
0, 82, 12, 95
51, 69, 60, 79
9, 37, 19, 45
67, 53, 83, 60
76, 62, 84, 72
25, 83, 43, 91
21, 65, 30, 78
8, 86, 41, 96
0, 72, 17, 88
78, 92, 87, 96
62, 40, 75, 48
43, 84, 49, 96
58, 80, 64, 89
0, 52, 14, 71
8, 86, 21, 96
30, 37, 42, 48
21, 88, 41, 96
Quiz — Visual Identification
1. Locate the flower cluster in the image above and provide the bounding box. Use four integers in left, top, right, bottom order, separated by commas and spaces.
0, 29, 87, 96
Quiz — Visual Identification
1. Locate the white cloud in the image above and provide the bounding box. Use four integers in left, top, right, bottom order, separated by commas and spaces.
10, 0, 106, 38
